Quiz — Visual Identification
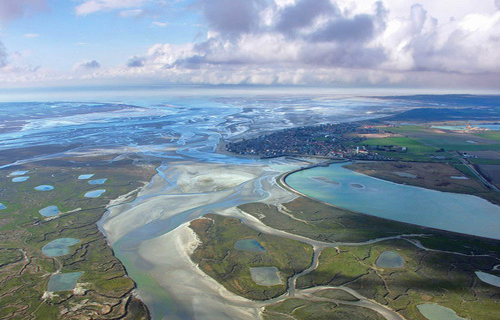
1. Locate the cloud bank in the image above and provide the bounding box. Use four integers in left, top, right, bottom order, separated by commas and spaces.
0, 0, 46, 24
1, 0, 500, 89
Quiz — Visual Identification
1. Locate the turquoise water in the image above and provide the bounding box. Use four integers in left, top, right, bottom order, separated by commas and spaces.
34, 185, 54, 191
12, 176, 29, 182
39, 206, 60, 217
475, 271, 500, 288
42, 238, 80, 257
234, 239, 266, 252
249, 267, 281, 286
417, 304, 466, 320
85, 189, 106, 198
376, 251, 405, 268
286, 163, 500, 240
88, 178, 107, 185
0, 203, 6, 210
9, 170, 28, 176
47, 272, 83, 292
78, 174, 94, 180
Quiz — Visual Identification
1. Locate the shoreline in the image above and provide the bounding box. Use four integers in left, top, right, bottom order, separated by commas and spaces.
279, 161, 500, 243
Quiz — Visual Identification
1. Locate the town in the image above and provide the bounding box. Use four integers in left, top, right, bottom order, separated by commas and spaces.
226, 122, 397, 161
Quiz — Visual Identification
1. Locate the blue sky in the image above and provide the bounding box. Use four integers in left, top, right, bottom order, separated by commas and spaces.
1, 0, 500, 90
1, 0, 204, 70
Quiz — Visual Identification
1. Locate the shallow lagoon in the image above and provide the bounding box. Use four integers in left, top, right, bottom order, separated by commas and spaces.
376, 251, 405, 268
47, 272, 83, 292
417, 304, 466, 320
432, 124, 500, 131
475, 271, 500, 288
78, 174, 94, 180
234, 239, 266, 252
39, 206, 60, 217
88, 178, 107, 185
42, 238, 80, 257
85, 189, 106, 198
34, 185, 54, 191
12, 176, 29, 182
286, 162, 500, 240
250, 267, 281, 286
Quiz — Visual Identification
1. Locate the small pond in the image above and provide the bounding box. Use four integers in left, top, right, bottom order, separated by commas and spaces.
376, 251, 405, 268
234, 239, 266, 253
394, 171, 417, 178
42, 238, 80, 257
47, 272, 83, 292
417, 304, 466, 320
39, 206, 60, 217
475, 271, 500, 288
84, 189, 106, 198
0, 203, 6, 210
34, 185, 54, 191
78, 174, 95, 180
88, 178, 107, 185
250, 267, 282, 286
12, 176, 29, 182
9, 170, 28, 177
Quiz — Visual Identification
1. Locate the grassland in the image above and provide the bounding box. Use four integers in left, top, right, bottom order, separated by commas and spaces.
296, 240, 500, 320
0, 156, 157, 319
235, 196, 500, 320
262, 298, 385, 320
189, 214, 313, 300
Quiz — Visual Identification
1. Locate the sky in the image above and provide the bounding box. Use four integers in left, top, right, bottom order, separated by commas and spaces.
0, 0, 500, 90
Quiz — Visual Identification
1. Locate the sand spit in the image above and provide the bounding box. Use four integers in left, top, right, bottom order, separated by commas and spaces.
138, 223, 263, 320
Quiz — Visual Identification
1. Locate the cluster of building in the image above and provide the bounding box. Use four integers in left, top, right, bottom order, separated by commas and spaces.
226, 123, 395, 160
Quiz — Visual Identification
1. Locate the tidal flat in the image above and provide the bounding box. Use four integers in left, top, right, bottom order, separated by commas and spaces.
2, 96, 500, 320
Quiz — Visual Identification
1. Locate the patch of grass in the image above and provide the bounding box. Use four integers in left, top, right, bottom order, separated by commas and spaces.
360, 136, 436, 154
469, 158, 500, 165
263, 298, 385, 320
475, 131, 500, 141
189, 214, 313, 300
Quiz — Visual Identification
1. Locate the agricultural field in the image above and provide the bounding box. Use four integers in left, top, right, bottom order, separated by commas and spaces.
381, 125, 500, 153
0, 156, 156, 319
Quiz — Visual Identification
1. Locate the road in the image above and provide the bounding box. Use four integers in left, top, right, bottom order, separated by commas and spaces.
458, 157, 499, 192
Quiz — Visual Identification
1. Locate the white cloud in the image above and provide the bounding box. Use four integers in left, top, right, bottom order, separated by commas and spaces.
73, 59, 101, 70
75, 0, 147, 16
23, 33, 40, 38
3, 0, 500, 90
151, 21, 168, 27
